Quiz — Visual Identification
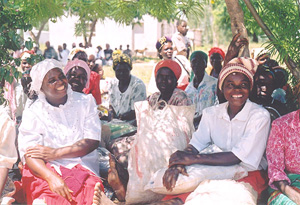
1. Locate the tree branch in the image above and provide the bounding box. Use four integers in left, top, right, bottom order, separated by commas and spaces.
243, 0, 300, 80
88, 19, 97, 45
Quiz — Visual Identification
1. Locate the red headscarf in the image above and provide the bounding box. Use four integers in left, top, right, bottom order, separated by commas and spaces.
154, 59, 181, 80
208, 47, 225, 60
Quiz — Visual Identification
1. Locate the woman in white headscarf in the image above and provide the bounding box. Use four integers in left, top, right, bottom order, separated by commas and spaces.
15, 59, 103, 204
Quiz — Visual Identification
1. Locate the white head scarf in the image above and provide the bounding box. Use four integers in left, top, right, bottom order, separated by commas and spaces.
30, 59, 63, 95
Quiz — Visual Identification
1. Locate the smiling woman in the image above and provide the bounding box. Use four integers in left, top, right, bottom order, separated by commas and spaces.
14, 59, 104, 204
64, 59, 91, 94
161, 57, 271, 204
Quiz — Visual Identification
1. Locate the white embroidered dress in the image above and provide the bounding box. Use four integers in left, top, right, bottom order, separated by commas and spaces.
18, 88, 101, 175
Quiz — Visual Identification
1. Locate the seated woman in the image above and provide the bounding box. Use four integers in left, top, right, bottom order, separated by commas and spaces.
15, 59, 104, 204
108, 53, 147, 122
148, 36, 191, 94
69, 48, 102, 105
162, 57, 271, 204
107, 59, 192, 202
250, 64, 288, 121
185, 51, 218, 128
266, 83, 300, 205
64, 59, 91, 94
207, 47, 225, 78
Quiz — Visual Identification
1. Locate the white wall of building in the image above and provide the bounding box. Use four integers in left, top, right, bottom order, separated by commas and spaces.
24, 14, 177, 56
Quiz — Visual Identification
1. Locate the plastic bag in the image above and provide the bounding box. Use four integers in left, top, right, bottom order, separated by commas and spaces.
125, 100, 195, 204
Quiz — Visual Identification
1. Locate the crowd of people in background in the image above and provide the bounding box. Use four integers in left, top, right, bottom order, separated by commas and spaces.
1, 19, 299, 205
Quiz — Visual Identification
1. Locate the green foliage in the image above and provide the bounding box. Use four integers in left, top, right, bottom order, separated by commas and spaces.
254, 0, 300, 68
0, 1, 29, 84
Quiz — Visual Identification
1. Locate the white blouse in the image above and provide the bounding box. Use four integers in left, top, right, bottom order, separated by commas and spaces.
189, 100, 271, 171
18, 87, 101, 175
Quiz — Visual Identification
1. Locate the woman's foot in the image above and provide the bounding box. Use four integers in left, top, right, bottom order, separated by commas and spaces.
92, 182, 115, 205
107, 154, 126, 202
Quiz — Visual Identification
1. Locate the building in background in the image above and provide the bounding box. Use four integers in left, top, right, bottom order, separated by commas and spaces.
24, 15, 199, 58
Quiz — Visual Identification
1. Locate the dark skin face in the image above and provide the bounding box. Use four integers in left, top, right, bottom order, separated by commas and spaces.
191, 57, 206, 86
210, 53, 223, 70
88, 55, 96, 69
222, 72, 250, 120
254, 72, 275, 105
160, 42, 173, 60
115, 64, 131, 83
21, 59, 32, 72
41, 68, 68, 107
177, 21, 188, 36
155, 67, 177, 101
66, 67, 87, 93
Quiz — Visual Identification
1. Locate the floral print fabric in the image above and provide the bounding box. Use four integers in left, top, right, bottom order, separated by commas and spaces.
267, 110, 300, 189
109, 75, 147, 116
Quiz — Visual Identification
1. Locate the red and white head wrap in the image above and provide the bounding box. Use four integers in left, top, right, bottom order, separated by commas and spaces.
218, 57, 258, 90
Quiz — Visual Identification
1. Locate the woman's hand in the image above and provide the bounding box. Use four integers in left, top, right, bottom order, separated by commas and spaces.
163, 165, 188, 191
284, 185, 300, 204
275, 180, 300, 204
46, 173, 73, 202
26, 145, 58, 162
224, 33, 249, 66
168, 150, 197, 167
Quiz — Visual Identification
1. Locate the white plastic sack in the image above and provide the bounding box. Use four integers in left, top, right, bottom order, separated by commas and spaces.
185, 179, 257, 205
144, 163, 248, 195
144, 144, 248, 195
125, 101, 195, 204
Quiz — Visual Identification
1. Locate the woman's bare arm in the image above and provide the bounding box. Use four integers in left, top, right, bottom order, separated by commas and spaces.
26, 139, 99, 162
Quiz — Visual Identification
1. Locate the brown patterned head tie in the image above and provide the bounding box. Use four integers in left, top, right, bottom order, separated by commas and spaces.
156, 36, 172, 52
112, 53, 132, 70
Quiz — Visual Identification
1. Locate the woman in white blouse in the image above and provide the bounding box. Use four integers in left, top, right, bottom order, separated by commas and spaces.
15, 59, 103, 204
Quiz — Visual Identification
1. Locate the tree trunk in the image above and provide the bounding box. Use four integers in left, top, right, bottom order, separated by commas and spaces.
88, 19, 97, 45
29, 20, 48, 45
225, 0, 249, 57
243, 0, 300, 80
252, 32, 258, 42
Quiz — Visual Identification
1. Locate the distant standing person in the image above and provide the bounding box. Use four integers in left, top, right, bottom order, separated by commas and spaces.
104, 43, 113, 66
33, 44, 42, 55
58, 45, 69, 66
96, 45, 104, 60
123, 44, 132, 58
72, 42, 76, 49
63, 43, 70, 55
43, 41, 58, 60
172, 19, 190, 59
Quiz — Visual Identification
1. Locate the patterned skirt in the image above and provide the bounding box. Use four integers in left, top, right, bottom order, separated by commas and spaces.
268, 173, 300, 205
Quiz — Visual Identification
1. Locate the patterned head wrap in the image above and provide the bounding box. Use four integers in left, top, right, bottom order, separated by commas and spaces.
64, 59, 91, 88
218, 57, 258, 90
112, 53, 132, 70
20, 51, 31, 60
30, 59, 63, 94
190, 51, 208, 65
156, 36, 172, 52
208, 47, 225, 60
155, 59, 182, 80
68, 47, 87, 61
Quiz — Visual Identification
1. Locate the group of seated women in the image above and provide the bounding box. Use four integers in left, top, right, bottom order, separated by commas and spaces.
0, 32, 299, 205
